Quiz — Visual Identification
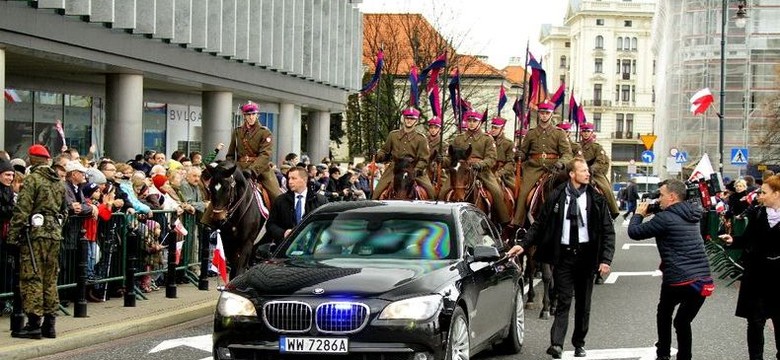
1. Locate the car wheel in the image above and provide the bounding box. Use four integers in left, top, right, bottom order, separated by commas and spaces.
495, 286, 525, 354
445, 307, 470, 360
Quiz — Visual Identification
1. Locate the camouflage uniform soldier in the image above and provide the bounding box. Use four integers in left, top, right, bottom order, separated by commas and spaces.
488, 117, 516, 189
427, 116, 449, 200
557, 122, 581, 158
513, 102, 573, 227
579, 123, 619, 218
8, 145, 66, 339
372, 108, 434, 199
445, 111, 510, 224
226, 102, 282, 203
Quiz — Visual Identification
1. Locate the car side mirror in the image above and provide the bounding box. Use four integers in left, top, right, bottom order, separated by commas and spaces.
255, 242, 276, 261
472, 245, 501, 262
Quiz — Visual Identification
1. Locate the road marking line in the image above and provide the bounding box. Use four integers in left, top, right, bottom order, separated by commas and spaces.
604, 270, 662, 284
622, 243, 657, 250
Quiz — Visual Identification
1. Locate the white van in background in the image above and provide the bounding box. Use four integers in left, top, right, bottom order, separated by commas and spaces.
631, 176, 662, 199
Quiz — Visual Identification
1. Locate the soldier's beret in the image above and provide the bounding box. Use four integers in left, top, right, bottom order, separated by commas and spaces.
28, 144, 51, 159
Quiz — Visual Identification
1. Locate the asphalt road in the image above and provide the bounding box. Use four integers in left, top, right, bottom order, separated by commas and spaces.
38, 223, 775, 360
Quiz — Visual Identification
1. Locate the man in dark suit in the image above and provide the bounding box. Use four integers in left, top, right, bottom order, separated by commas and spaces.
508, 158, 615, 359
267, 167, 328, 243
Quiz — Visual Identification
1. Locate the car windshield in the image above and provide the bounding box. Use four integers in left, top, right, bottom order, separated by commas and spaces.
281, 215, 454, 260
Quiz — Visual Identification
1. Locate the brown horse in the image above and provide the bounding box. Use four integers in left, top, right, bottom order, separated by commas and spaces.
378, 156, 429, 200
442, 145, 494, 216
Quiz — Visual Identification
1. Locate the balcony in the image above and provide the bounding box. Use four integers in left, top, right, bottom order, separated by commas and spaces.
612, 131, 623, 139
611, 132, 636, 140
583, 100, 611, 107
622, 73, 631, 80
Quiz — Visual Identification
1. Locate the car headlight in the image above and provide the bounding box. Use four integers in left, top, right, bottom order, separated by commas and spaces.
378, 295, 442, 320
217, 291, 257, 317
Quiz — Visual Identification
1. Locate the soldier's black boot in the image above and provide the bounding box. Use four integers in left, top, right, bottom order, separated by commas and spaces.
42, 314, 56, 339
12, 314, 42, 339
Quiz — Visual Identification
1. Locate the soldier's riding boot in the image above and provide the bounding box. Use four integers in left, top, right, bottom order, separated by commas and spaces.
42, 314, 56, 338
12, 314, 42, 339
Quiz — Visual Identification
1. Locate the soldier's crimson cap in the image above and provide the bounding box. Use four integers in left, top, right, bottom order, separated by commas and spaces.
428, 116, 442, 127
537, 102, 554, 112
401, 107, 420, 119
463, 110, 483, 120
491, 117, 507, 127
580, 122, 595, 131
241, 102, 259, 114
556, 122, 572, 131
28, 144, 51, 159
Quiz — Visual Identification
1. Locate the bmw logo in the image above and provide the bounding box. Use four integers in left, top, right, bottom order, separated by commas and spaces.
313, 288, 325, 295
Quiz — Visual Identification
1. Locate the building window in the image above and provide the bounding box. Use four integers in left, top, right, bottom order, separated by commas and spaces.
652, 86, 656, 103
631, 86, 636, 102
595, 35, 604, 49
624, 20, 633, 27
631, 37, 638, 51
560, 74, 566, 83
594, 84, 603, 102
622, 60, 631, 78
624, 37, 630, 50
612, 144, 643, 162
595, 58, 603, 73
616, 59, 621, 74
617, 36, 623, 50
560, 55, 567, 68
565, 41, 571, 48
593, 113, 602, 132
615, 85, 620, 101
616, 113, 625, 132
632, 60, 637, 74
596, 19, 604, 25
143, 102, 167, 153
626, 114, 634, 133
653, 60, 656, 75
621, 85, 631, 102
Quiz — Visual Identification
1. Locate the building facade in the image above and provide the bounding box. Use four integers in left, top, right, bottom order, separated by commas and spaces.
541, 0, 657, 184
652, 0, 780, 179
1, 0, 362, 164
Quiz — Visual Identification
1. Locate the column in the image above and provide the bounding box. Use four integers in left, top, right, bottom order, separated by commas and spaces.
105, 74, 143, 162
307, 110, 330, 164
201, 91, 233, 161
0, 47, 5, 150
277, 102, 295, 164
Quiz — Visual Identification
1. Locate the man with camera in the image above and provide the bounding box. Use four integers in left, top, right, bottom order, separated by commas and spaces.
627, 179, 713, 360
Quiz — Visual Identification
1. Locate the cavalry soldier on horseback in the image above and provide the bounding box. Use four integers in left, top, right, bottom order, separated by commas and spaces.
513, 101, 573, 227
427, 116, 449, 200
489, 116, 515, 189
444, 110, 511, 225
557, 122, 581, 158
226, 102, 282, 204
371, 107, 434, 200
578, 122, 620, 219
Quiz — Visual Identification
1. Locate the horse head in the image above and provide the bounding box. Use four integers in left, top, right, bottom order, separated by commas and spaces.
205, 161, 247, 222
446, 145, 476, 202
390, 156, 418, 200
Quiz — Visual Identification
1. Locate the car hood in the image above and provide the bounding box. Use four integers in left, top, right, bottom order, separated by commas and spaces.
229, 258, 459, 300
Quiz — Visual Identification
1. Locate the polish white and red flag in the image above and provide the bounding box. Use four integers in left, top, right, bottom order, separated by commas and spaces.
4, 89, 21, 103
212, 230, 228, 283
688, 153, 715, 182
690, 88, 714, 115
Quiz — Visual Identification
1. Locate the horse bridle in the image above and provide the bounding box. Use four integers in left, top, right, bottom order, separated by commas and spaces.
213, 175, 254, 222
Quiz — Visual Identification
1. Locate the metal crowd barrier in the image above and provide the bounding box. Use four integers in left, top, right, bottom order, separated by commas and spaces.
704, 213, 745, 287
0, 210, 213, 320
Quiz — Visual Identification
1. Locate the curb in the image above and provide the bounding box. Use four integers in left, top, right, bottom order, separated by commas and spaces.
0, 299, 217, 360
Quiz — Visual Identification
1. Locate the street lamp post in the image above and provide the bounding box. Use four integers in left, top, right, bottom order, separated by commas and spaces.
718, 0, 748, 174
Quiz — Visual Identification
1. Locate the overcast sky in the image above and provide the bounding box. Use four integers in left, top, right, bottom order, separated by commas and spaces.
358, 0, 570, 69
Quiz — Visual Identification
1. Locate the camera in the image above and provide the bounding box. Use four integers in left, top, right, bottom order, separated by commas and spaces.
642, 173, 725, 215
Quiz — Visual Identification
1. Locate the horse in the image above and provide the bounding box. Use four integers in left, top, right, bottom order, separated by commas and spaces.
520, 166, 569, 319
204, 161, 270, 279
378, 156, 429, 200
442, 145, 494, 216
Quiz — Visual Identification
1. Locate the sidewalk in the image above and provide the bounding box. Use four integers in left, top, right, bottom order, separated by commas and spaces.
0, 279, 221, 360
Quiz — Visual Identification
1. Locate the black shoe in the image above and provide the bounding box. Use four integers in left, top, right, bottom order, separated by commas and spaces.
12, 314, 42, 340
546, 345, 563, 359
574, 346, 587, 357
595, 276, 605, 285
42, 314, 56, 339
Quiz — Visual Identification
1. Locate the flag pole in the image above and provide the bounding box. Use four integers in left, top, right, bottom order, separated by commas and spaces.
515, 39, 531, 199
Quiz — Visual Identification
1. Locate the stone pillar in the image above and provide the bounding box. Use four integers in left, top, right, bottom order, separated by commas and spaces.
0, 47, 5, 150
105, 74, 143, 162
277, 102, 295, 164
307, 110, 330, 164
201, 91, 233, 161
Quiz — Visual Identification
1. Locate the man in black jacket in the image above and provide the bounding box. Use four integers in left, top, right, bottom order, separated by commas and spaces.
627, 179, 712, 360
508, 158, 615, 359
267, 167, 328, 243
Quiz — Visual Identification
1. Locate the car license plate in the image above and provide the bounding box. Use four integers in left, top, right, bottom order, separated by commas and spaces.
279, 336, 349, 353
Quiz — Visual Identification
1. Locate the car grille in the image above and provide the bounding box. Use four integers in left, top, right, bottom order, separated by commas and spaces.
315, 302, 370, 334
262, 301, 312, 333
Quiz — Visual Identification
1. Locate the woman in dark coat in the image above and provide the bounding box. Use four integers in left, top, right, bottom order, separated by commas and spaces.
722, 174, 780, 360
725, 179, 750, 220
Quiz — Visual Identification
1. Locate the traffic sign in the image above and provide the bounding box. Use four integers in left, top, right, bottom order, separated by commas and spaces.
669, 148, 679, 157
675, 151, 688, 163
629, 159, 636, 165
641, 150, 655, 163
667, 156, 682, 174
640, 134, 657, 150
731, 148, 748, 165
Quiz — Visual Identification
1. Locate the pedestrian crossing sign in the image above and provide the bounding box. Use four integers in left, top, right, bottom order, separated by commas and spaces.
675, 151, 688, 163
731, 148, 748, 165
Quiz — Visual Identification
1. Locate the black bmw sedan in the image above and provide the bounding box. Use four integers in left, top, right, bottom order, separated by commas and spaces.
213, 201, 525, 360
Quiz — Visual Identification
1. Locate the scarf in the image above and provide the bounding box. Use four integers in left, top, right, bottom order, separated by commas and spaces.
566, 182, 587, 228
767, 207, 780, 228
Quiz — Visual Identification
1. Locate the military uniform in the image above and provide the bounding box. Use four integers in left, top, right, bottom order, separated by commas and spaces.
226, 123, 282, 202
514, 124, 573, 226
493, 135, 516, 189
580, 140, 619, 216
371, 129, 434, 199
445, 129, 510, 224
7, 162, 66, 339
